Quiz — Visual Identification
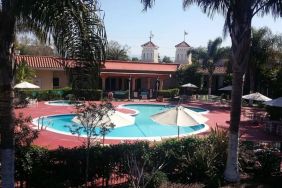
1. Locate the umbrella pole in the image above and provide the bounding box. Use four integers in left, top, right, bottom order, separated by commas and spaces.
178, 126, 179, 140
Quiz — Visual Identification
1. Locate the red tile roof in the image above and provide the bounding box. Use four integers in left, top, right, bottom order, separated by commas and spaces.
16, 55, 179, 73
16, 55, 64, 69
101, 60, 179, 73
175, 41, 190, 48
141, 41, 159, 48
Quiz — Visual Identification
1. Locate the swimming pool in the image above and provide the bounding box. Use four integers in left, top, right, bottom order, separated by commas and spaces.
45, 100, 82, 106
34, 104, 209, 140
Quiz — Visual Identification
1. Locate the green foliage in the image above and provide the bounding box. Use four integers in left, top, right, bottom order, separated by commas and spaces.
14, 129, 281, 187
145, 171, 168, 188
132, 57, 139, 61
16, 35, 55, 56
162, 56, 172, 63
106, 40, 130, 60
15, 60, 36, 83
151, 128, 228, 186
15, 113, 39, 148
21, 88, 102, 101
254, 149, 281, 178
73, 89, 102, 100
21, 88, 72, 101
176, 64, 201, 87
157, 88, 179, 98
265, 106, 282, 120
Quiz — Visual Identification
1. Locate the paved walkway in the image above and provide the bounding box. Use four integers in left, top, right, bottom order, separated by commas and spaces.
15, 100, 282, 149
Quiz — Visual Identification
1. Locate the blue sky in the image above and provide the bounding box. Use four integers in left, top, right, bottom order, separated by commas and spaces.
101, 0, 282, 59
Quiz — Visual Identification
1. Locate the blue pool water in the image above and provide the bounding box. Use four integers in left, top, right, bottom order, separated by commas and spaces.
37, 104, 208, 139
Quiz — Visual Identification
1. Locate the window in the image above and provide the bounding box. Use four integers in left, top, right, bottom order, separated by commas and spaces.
53, 77, 60, 88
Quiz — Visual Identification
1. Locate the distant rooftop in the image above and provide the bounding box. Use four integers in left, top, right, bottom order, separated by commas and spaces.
141, 41, 159, 48
175, 41, 190, 48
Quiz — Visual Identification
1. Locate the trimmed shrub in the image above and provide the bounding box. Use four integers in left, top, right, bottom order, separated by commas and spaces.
19, 88, 102, 101
20, 87, 72, 101
73, 89, 102, 100
157, 88, 179, 98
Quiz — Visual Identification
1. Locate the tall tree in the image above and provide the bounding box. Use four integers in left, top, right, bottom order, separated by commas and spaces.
195, 37, 229, 96
162, 56, 172, 63
248, 27, 282, 93
15, 35, 56, 56
15, 60, 36, 83
141, 0, 282, 182
0, 0, 107, 187
106, 40, 130, 60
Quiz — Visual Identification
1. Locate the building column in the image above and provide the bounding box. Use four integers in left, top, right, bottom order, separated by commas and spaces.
121, 78, 125, 90
159, 79, 164, 90
115, 78, 120, 90
132, 78, 136, 91
147, 78, 151, 89
102, 77, 106, 91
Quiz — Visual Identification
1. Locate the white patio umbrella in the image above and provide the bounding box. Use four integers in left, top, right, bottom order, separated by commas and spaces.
14, 81, 40, 89
72, 110, 135, 128
181, 83, 198, 88
218, 85, 232, 91
264, 97, 282, 107
242, 92, 271, 102
151, 105, 208, 138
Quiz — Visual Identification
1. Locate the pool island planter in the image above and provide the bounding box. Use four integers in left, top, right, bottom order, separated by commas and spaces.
45, 100, 82, 106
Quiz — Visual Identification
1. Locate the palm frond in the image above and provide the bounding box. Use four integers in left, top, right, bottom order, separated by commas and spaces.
140, 0, 155, 11
183, 0, 229, 18
253, 0, 282, 18
15, 0, 107, 90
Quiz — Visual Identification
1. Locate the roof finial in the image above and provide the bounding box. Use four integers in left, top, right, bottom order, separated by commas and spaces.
184, 30, 188, 42
149, 31, 154, 42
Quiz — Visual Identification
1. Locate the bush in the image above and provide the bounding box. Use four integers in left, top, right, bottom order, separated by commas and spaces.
19, 88, 102, 101
145, 171, 168, 188
16, 130, 281, 187
265, 106, 282, 120
73, 89, 102, 100
157, 88, 179, 98
254, 149, 281, 178
20, 87, 72, 101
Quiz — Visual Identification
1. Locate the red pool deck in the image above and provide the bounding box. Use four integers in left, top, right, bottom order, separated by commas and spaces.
15, 101, 282, 150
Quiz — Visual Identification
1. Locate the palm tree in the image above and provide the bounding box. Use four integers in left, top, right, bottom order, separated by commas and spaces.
0, 0, 107, 187
15, 60, 36, 83
141, 0, 282, 182
196, 37, 228, 96
249, 27, 282, 93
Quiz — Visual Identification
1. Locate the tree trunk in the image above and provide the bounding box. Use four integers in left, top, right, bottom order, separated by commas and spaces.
0, 2, 16, 187
85, 137, 90, 188
224, 0, 252, 182
249, 64, 255, 93
249, 65, 255, 105
224, 72, 244, 182
208, 74, 212, 96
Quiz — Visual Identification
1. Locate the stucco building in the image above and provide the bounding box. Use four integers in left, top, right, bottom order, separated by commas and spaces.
15, 39, 227, 93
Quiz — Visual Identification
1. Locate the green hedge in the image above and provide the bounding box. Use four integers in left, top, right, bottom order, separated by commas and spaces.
15, 130, 229, 187
20, 88, 72, 101
157, 88, 179, 98
20, 88, 102, 101
73, 89, 102, 100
